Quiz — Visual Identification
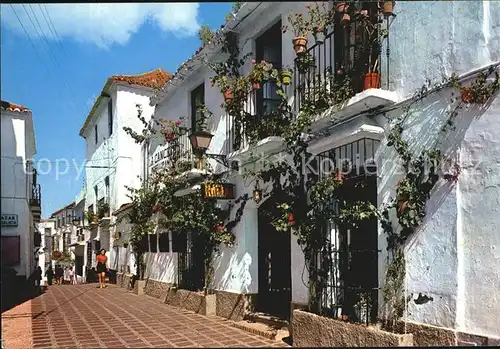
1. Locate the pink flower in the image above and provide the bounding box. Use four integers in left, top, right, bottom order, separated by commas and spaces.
251, 59, 256, 64
174, 120, 182, 126
360, 10, 368, 15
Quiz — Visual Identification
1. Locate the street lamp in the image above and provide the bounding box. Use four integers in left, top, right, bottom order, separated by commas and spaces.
189, 130, 233, 169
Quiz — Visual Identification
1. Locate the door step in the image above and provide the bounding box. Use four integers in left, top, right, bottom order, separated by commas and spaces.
230, 312, 290, 342
244, 312, 289, 329
231, 319, 290, 342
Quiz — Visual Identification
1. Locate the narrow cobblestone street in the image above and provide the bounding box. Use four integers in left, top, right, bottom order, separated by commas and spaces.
2, 284, 290, 348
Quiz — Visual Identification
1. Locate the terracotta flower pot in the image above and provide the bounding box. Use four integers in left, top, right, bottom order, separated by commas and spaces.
364, 72, 381, 90
223, 89, 234, 101
288, 213, 295, 225
381, 0, 395, 16
340, 13, 351, 27
292, 37, 308, 55
281, 70, 293, 85
460, 87, 473, 104
252, 82, 261, 90
335, 2, 349, 13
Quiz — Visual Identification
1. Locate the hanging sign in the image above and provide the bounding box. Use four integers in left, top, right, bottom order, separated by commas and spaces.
201, 183, 235, 200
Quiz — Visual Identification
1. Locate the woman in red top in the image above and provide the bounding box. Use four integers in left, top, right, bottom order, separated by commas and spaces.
96, 249, 109, 288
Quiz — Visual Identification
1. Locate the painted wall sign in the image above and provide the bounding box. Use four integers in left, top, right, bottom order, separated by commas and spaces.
1, 214, 18, 227
201, 183, 235, 200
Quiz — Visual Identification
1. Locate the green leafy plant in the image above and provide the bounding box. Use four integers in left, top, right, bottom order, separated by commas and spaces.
198, 25, 215, 46
283, 12, 312, 37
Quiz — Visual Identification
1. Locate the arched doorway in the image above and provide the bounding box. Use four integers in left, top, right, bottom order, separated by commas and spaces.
256, 197, 291, 319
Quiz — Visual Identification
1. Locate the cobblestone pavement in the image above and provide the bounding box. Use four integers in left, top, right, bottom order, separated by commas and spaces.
2, 284, 290, 348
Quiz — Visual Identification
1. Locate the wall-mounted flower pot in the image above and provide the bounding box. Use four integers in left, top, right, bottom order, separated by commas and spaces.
460, 87, 473, 104
252, 82, 261, 90
292, 37, 308, 55
288, 213, 295, 226
223, 89, 234, 102
340, 13, 351, 27
281, 70, 293, 85
313, 30, 326, 44
364, 72, 381, 90
335, 2, 349, 13
381, 0, 395, 16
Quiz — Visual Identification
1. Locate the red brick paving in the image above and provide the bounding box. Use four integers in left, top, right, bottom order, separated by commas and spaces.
3, 284, 290, 348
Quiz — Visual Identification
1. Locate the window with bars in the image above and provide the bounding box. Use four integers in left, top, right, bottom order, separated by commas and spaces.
255, 20, 282, 119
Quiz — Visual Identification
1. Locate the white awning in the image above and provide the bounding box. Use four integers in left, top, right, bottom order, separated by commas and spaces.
174, 184, 201, 197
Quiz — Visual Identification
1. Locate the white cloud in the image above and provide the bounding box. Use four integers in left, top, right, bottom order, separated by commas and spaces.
1, 3, 200, 49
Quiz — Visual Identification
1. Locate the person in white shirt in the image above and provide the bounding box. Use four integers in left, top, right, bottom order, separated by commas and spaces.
69, 267, 76, 285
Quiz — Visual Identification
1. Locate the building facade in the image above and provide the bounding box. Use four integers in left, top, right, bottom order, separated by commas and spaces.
116, 1, 500, 346
1, 100, 41, 282
36, 219, 55, 282
78, 69, 172, 272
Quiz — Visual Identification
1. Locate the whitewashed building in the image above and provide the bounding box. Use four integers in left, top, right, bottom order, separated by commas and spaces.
36, 219, 55, 282
119, 1, 499, 346
1, 100, 41, 282
78, 69, 172, 273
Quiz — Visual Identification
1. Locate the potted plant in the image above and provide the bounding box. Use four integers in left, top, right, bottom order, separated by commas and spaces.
249, 60, 273, 89
281, 67, 293, 85
86, 210, 98, 225
354, 10, 385, 90
198, 24, 214, 46
307, 3, 331, 44
380, 0, 395, 16
283, 12, 311, 55
335, 1, 349, 13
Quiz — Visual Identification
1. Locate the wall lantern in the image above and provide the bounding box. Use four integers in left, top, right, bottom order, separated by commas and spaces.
189, 130, 233, 169
252, 182, 262, 204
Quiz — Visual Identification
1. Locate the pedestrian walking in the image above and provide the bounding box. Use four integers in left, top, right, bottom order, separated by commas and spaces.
45, 266, 54, 285
69, 267, 76, 285
55, 265, 64, 285
34, 266, 42, 292
64, 267, 70, 284
96, 249, 109, 289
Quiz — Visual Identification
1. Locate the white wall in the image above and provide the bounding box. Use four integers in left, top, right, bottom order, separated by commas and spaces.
1, 109, 36, 277
373, 80, 500, 338
144, 252, 178, 284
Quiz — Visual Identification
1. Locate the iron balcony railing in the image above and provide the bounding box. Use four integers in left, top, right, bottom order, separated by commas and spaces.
149, 130, 194, 175
30, 184, 41, 206
226, 4, 381, 153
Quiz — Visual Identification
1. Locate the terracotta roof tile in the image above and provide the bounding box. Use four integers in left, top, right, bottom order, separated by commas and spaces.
79, 68, 171, 136
110, 68, 172, 89
1, 100, 31, 113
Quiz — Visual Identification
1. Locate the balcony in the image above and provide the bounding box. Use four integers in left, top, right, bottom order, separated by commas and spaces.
149, 130, 195, 174
226, 4, 398, 160
30, 184, 41, 223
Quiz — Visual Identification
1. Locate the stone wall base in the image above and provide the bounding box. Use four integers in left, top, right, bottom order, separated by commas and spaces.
164, 287, 216, 316
116, 272, 134, 290
214, 290, 257, 321
134, 280, 146, 296
292, 310, 413, 347
384, 320, 500, 347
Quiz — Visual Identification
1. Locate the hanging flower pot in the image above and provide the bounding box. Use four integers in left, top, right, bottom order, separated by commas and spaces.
287, 213, 296, 226
335, 2, 349, 13
223, 89, 234, 102
281, 70, 293, 85
313, 28, 326, 44
292, 37, 308, 55
340, 13, 351, 27
364, 72, 381, 90
381, 1, 395, 16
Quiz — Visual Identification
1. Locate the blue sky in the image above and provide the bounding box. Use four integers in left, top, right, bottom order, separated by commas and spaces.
1, 3, 232, 217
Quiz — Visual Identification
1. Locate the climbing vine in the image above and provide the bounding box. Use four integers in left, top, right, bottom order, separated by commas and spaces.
123, 107, 238, 292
